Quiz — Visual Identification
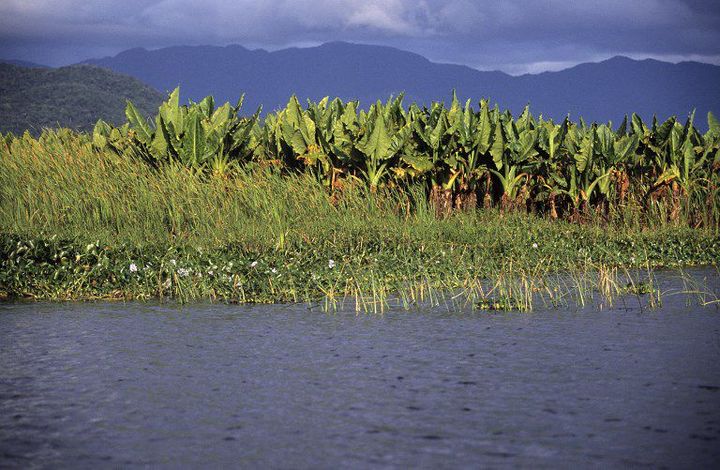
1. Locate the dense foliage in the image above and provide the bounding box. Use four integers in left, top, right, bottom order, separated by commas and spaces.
68, 88, 720, 225
0, 64, 163, 135
2, 89, 719, 304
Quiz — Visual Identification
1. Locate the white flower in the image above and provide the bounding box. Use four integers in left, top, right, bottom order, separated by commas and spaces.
178, 268, 190, 277
170, 259, 177, 266
328, 259, 336, 269
129, 263, 138, 273
271, 268, 277, 274
250, 261, 258, 268
208, 270, 214, 276
532, 243, 538, 249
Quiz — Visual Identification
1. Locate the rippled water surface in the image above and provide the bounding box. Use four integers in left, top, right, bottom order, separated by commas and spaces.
2, 271, 720, 468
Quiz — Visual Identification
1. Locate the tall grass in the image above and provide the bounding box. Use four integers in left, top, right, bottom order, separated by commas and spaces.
1, 130, 718, 306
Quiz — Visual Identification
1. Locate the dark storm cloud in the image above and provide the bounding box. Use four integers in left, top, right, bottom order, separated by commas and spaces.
1, 0, 719, 73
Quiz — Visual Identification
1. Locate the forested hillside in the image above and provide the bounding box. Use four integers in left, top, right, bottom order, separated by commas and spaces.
0, 64, 163, 134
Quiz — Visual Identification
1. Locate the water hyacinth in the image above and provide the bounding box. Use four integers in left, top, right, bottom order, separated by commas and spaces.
0, 228, 718, 306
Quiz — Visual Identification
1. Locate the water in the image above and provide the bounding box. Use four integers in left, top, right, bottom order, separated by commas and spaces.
2, 272, 720, 468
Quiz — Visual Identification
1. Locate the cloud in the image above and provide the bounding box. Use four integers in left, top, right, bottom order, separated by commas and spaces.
0, 0, 719, 72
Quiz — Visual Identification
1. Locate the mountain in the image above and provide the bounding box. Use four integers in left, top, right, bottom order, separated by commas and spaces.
0, 63, 164, 135
84, 42, 720, 127
0, 59, 48, 68
84, 42, 508, 114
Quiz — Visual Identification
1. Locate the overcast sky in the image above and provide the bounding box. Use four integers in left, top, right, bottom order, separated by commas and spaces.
1, 0, 719, 74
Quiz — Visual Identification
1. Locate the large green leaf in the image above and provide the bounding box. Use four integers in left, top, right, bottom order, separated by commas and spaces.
92, 119, 111, 149
281, 121, 308, 155
489, 122, 505, 170
429, 113, 448, 151
516, 105, 533, 133
401, 154, 434, 173
476, 100, 492, 154
358, 113, 393, 162
209, 102, 232, 132
181, 112, 205, 166
575, 129, 595, 173
159, 88, 185, 140
150, 115, 169, 157
125, 101, 152, 144
682, 138, 695, 181
613, 135, 639, 163
514, 130, 539, 161
707, 112, 720, 141
197, 96, 215, 118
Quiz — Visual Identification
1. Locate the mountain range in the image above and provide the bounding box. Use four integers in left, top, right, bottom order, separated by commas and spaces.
2, 41, 719, 134
84, 41, 720, 128
0, 59, 48, 68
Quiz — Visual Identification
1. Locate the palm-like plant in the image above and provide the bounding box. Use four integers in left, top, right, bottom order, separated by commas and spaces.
84, 88, 717, 226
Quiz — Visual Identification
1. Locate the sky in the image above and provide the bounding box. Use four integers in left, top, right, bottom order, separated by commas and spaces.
1, 0, 719, 74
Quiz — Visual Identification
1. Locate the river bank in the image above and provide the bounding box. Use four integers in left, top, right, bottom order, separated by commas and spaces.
2, 215, 718, 308
2, 121, 718, 308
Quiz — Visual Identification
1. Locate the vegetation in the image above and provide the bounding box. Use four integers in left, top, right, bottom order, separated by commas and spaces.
85, 88, 720, 224
0, 64, 163, 135
1, 90, 718, 309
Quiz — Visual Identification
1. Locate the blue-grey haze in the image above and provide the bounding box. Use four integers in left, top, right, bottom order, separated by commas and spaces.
0, 0, 719, 73
83, 42, 720, 129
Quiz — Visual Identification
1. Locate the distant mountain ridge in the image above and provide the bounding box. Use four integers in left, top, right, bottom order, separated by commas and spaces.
0, 63, 164, 134
83, 42, 720, 128
0, 59, 48, 68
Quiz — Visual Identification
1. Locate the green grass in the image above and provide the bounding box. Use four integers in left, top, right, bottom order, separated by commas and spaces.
1, 135, 718, 308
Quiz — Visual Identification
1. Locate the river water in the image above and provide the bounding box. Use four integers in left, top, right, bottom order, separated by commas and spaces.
1, 271, 720, 468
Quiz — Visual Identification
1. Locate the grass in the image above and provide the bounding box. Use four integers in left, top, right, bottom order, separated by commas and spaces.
1, 134, 719, 309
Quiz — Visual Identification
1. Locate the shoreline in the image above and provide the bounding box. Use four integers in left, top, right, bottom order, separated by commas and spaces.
2, 93, 718, 309
3, 227, 718, 310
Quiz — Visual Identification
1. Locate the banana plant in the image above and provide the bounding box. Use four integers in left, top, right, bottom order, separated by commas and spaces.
392, 103, 434, 184
356, 102, 411, 189
561, 126, 612, 216
490, 119, 538, 210
446, 95, 496, 207
653, 133, 710, 197
95, 88, 260, 174
79, 88, 719, 223
594, 124, 639, 203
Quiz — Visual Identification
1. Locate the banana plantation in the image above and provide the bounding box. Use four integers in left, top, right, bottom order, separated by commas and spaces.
4, 88, 720, 225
